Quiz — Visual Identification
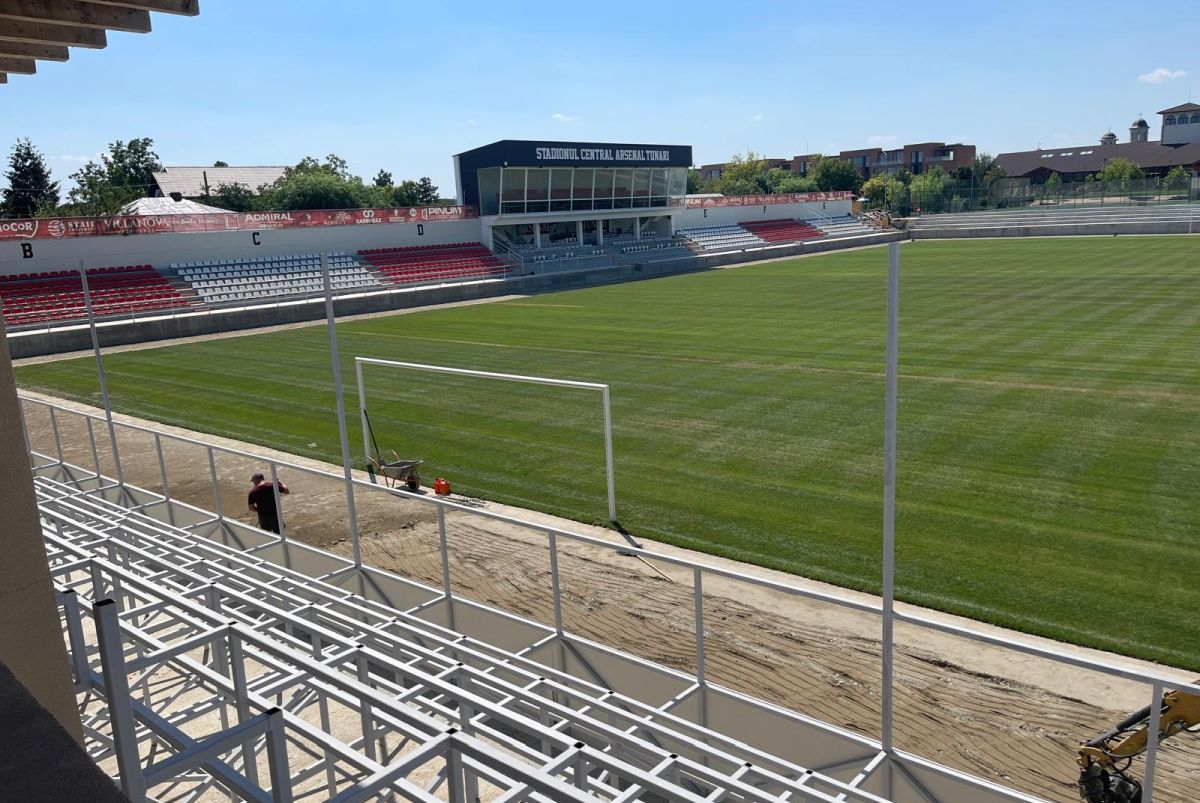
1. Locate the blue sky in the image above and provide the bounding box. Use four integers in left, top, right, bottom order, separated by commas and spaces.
2, 0, 1198, 194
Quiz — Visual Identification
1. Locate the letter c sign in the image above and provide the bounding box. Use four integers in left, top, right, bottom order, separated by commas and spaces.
252, 231, 261, 245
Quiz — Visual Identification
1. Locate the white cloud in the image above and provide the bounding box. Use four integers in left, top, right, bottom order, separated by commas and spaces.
53, 153, 96, 162
751, 113, 764, 122
867, 135, 897, 146
1138, 67, 1187, 84
467, 119, 478, 126
550, 113, 578, 122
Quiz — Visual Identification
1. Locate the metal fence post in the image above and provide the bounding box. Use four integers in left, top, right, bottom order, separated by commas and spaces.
86, 416, 101, 478
95, 599, 147, 802
438, 504, 456, 631
269, 462, 287, 543
154, 433, 175, 526
693, 566, 708, 730
881, 241, 900, 759
206, 445, 225, 531
48, 406, 63, 464
601, 384, 617, 522
1143, 683, 1163, 803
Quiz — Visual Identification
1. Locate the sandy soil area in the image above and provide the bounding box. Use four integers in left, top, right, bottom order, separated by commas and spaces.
20, 390, 1200, 803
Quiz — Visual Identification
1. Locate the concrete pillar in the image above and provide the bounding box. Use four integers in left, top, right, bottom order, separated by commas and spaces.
576, 219, 583, 245
534, 224, 542, 249
0, 320, 83, 743
634, 218, 641, 241
597, 221, 604, 245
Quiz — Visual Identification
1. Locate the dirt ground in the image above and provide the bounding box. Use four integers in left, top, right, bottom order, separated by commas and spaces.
20, 390, 1200, 803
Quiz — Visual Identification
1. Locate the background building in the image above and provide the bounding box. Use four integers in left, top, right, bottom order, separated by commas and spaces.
996, 105, 1200, 180
701, 142, 976, 181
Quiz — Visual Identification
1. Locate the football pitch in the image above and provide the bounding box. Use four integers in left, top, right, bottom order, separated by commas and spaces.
16, 237, 1200, 668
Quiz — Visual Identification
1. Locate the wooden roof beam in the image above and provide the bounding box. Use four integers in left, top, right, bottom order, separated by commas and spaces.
0, 20, 107, 48
0, 41, 67, 60
0, 56, 33, 73
88, 0, 199, 16
0, 1, 150, 32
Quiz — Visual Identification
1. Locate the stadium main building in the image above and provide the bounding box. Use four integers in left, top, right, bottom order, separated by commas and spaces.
455, 139, 693, 249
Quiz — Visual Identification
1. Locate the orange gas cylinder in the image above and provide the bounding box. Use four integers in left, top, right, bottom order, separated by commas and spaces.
433, 477, 452, 496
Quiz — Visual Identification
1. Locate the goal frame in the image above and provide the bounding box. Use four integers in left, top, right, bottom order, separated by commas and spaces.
354, 356, 617, 522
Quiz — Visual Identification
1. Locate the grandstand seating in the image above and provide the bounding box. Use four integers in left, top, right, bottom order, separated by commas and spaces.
808, 215, 874, 237
0, 265, 189, 327
741, 218, 825, 243
358, 243, 508, 285
173, 252, 379, 305
676, 224, 765, 251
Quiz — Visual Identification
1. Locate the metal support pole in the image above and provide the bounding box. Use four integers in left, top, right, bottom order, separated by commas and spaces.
60, 589, 90, 690
48, 406, 63, 464
601, 385, 617, 522
1143, 683, 1163, 802
438, 505, 456, 631
356, 359, 370, 463
263, 708, 293, 803
322, 253, 362, 567
549, 531, 563, 636
881, 241, 900, 757
154, 433, 175, 526
95, 599, 147, 802
354, 646, 377, 761
86, 416, 100, 478
17, 396, 31, 457
80, 261, 124, 485
227, 632, 260, 787
694, 567, 708, 729
269, 462, 287, 542
206, 445, 225, 526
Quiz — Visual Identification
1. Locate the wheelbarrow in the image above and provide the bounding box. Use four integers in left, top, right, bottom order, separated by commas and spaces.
368, 451, 423, 491
362, 409, 423, 491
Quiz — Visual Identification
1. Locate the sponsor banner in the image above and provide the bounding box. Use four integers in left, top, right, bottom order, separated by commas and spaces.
683, 191, 853, 208
0, 206, 478, 242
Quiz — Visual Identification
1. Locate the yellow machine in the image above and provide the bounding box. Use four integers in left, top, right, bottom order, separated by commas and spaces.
1077, 685, 1200, 802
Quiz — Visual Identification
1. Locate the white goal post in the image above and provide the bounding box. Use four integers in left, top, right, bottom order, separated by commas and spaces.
354, 357, 617, 522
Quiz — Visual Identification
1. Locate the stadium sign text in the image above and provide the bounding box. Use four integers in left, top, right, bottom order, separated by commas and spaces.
534, 147, 671, 162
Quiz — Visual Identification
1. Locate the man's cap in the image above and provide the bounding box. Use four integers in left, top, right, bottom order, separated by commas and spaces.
251, 472, 265, 482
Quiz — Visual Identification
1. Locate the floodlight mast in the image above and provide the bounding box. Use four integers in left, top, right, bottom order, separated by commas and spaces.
355, 357, 618, 522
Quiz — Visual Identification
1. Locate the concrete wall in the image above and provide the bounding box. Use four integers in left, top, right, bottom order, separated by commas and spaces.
0, 218, 483, 276
0, 321, 83, 742
675, 200, 852, 230
909, 220, 1198, 239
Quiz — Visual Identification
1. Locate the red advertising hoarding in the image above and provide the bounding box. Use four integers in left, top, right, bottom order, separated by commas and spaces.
0, 205, 479, 242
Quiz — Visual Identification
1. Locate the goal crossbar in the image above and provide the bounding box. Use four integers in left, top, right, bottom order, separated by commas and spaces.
354, 356, 617, 522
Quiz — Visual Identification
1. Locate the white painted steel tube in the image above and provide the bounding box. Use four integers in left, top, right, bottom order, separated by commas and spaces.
881, 241, 899, 755
323, 253, 362, 567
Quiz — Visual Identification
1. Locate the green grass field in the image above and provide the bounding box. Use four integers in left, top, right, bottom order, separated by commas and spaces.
17, 237, 1200, 668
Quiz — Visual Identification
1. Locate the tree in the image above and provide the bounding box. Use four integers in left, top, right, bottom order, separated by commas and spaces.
1095, 158, 1144, 183
773, 174, 819, 194
712, 151, 771, 195
416, 176, 439, 204
860, 172, 907, 210
2, 138, 59, 218
1044, 171, 1062, 201
807, 156, 862, 193
210, 182, 257, 212
391, 180, 421, 207
68, 137, 162, 215
373, 169, 393, 188
213, 160, 229, 167
686, 168, 706, 194
1165, 165, 1190, 192
268, 172, 362, 210
910, 168, 949, 214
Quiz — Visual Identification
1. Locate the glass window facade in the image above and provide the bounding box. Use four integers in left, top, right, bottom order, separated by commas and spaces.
479, 166, 687, 216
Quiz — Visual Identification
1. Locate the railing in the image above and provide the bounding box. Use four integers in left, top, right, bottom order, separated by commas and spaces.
20, 389, 1200, 803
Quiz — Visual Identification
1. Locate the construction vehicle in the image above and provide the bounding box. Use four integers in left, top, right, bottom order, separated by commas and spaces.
1077, 684, 1200, 802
